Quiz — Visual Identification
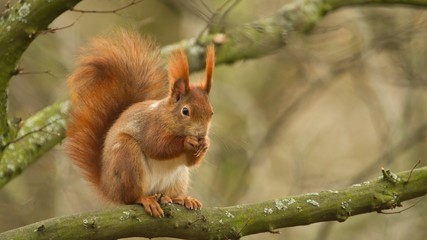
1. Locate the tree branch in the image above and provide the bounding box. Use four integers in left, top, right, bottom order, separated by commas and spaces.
0, 0, 81, 153
1, 167, 426, 239
0, 101, 68, 188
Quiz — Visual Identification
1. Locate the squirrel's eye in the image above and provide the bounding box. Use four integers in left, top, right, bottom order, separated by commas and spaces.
182, 106, 190, 116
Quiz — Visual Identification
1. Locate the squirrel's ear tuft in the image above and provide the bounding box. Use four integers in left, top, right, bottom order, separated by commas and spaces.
203, 44, 215, 94
169, 48, 190, 101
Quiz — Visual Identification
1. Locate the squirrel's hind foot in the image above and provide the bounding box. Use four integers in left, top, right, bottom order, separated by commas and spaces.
138, 195, 165, 218
172, 196, 202, 210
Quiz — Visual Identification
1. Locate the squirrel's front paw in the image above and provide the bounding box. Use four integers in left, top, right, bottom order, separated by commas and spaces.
185, 136, 209, 157
195, 137, 209, 157
184, 135, 199, 152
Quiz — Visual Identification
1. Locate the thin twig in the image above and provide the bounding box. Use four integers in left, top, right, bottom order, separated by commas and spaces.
40, 13, 83, 34
13, 69, 56, 78
182, 1, 210, 22
70, 0, 144, 14
380, 197, 425, 214
218, 0, 241, 27
351, 123, 427, 183
196, 0, 240, 41
200, 0, 214, 14
405, 160, 422, 184
3, 119, 62, 149
40, 0, 145, 34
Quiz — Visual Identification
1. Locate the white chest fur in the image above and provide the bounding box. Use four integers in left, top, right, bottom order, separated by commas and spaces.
142, 155, 189, 195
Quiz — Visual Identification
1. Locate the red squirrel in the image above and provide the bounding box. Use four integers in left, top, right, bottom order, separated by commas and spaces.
66, 29, 215, 217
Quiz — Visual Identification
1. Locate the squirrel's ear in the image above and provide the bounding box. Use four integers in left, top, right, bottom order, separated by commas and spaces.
171, 78, 187, 102
203, 44, 215, 94
169, 48, 190, 101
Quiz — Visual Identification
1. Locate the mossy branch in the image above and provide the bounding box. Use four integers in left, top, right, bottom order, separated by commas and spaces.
1, 167, 426, 239
0, 0, 81, 154
0, 0, 80, 87
0, 101, 68, 188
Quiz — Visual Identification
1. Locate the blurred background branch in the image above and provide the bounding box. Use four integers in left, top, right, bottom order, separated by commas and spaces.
0, 101, 67, 188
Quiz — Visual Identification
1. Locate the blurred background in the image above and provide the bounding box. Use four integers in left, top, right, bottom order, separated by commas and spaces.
1, 0, 427, 239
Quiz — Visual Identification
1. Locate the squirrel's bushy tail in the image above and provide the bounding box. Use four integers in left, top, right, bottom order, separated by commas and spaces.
66, 29, 167, 186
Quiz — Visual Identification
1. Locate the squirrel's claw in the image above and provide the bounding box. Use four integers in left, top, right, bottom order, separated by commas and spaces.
194, 144, 208, 157
173, 196, 202, 210
194, 138, 209, 157
185, 136, 209, 157
184, 136, 199, 151
139, 195, 165, 218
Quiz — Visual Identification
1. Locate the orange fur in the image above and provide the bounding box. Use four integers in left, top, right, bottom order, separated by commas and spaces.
169, 49, 190, 89
168, 48, 190, 100
100, 133, 144, 204
67, 30, 167, 186
204, 44, 215, 93
67, 29, 216, 217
